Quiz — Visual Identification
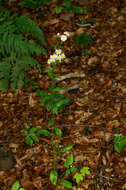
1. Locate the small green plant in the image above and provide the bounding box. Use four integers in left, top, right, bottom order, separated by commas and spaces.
82, 126, 91, 135
73, 166, 91, 183
81, 49, 91, 56
20, 0, 50, 9
75, 33, 94, 47
9, 181, 26, 190
50, 149, 74, 189
20, 0, 87, 14
0, 8, 46, 92
54, 6, 63, 14
37, 89, 71, 114
114, 136, 126, 152
21, 123, 52, 146
61, 0, 87, 14
21, 124, 40, 146
50, 151, 90, 188
64, 153, 78, 177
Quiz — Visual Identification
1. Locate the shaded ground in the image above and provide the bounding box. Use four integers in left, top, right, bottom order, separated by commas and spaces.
0, 0, 126, 189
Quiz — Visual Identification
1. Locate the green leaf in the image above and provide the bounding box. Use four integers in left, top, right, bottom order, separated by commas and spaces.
25, 136, 33, 146
54, 128, 62, 139
65, 169, 71, 176
60, 144, 74, 153
38, 129, 51, 136
75, 33, 94, 46
81, 49, 90, 56
114, 136, 126, 152
50, 169, 58, 185
24, 123, 30, 129
20, 0, 50, 9
70, 167, 78, 173
82, 127, 91, 136
51, 87, 64, 92
21, 129, 28, 135
62, 0, 72, 8
29, 127, 38, 133
54, 6, 63, 14
55, 44, 62, 49
37, 90, 71, 114
30, 133, 39, 143
19, 188, 26, 190
72, 6, 87, 14
64, 153, 74, 168
12, 181, 20, 190
61, 179, 72, 188
80, 167, 90, 177
73, 173, 83, 183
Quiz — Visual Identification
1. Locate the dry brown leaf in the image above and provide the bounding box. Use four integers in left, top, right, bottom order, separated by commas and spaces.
29, 94, 35, 107
87, 56, 100, 66
60, 12, 74, 21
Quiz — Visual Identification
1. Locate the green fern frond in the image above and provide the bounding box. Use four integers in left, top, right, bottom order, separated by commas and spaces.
11, 56, 39, 90
0, 58, 11, 91
0, 9, 11, 22
0, 8, 47, 92
11, 67, 26, 90
0, 33, 46, 58
20, 0, 50, 9
14, 16, 46, 45
0, 21, 16, 34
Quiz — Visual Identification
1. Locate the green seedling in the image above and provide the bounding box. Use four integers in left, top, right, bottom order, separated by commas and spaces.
50, 169, 58, 185
11, 181, 25, 190
62, 0, 87, 14
50, 151, 74, 188
64, 153, 78, 177
21, 124, 40, 146
75, 33, 94, 47
114, 136, 126, 152
54, 6, 63, 14
37, 89, 71, 114
49, 128, 74, 188
21, 123, 52, 146
73, 166, 91, 183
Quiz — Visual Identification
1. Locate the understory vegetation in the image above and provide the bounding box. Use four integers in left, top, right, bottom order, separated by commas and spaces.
0, 0, 126, 190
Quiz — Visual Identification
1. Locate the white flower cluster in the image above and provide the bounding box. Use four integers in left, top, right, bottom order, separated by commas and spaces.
57, 31, 70, 42
47, 49, 65, 64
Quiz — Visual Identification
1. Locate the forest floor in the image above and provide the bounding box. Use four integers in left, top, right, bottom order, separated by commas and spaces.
0, 0, 126, 189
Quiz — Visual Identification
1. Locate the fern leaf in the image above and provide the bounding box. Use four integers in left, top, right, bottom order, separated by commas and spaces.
20, 0, 49, 9
11, 65, 26, 90
0, 59, 11, 91
14, 16, 46, 45
0, 9, 11, 22
10, 56, 39, 90
16, 56, 39, 69
0, 21, 16, 35
0, 33, 46, 58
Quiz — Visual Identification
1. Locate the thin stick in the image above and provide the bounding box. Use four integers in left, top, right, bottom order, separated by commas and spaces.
55, 72, 85, 82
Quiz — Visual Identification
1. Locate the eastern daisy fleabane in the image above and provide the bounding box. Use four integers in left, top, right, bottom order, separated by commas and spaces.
55, 49, 62, 55
47, 50, 65, 64
64, 31, 70, 37
60, 34, 67, 42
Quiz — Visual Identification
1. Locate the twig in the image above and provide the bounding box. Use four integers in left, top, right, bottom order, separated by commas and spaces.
55, 72, 85, 82
59, 84, 79, 94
